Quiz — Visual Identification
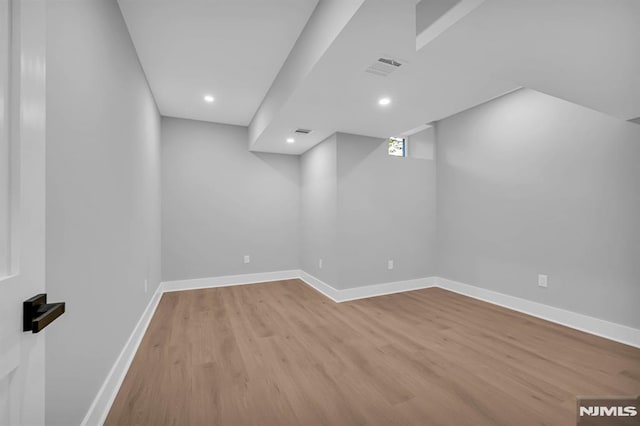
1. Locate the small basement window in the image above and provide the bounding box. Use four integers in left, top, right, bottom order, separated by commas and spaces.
388, 137, 406, 157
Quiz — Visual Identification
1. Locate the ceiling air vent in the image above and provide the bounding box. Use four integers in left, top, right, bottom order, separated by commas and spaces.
295, 128, 312, 135
365, 56, 406, 77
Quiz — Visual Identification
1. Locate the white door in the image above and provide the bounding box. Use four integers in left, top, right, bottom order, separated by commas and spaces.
0, 0, 47, 425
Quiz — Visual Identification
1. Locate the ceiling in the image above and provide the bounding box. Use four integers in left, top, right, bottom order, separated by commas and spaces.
117, 0, 319, 126
119, 0, 640, 154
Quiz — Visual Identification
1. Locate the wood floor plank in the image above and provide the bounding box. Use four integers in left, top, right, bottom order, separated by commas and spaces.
105, 280, 640, 425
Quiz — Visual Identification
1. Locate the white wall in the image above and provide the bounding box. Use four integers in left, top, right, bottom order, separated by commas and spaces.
436, 89, 640, 329
45, 1, 161, 424
300, 134, 338, 284
300, 132, 438, 289
0, 0, 9, 277
407, 126, 435, 160
415, 0, 459, 35
162, 117, 300, 281
336, 133, 437, 288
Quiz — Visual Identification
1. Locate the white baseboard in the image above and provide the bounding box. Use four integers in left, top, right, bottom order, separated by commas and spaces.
81, 270, 301, 425
81, 284, 164, 426
435, 277, 640, 349
161, 270, 301, 293
83, 270, 640, 425
298, 271, 341, 301
299, 271, 436, 302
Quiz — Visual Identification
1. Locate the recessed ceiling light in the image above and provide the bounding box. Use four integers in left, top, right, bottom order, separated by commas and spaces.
286, 138, 295, 143
378, 97, 391, 106
204, 95, 214, 103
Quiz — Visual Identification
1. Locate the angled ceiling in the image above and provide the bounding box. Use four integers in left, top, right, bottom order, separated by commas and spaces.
119, 0, 640, 155
117, 0, 319, 126
417, 0, 640, 121
250, 0, 519, 154
250, 0, 640, 154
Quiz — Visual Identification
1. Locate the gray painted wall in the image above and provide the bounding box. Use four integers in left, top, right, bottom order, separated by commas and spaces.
436, 89, 640, 328
300, 134, 338, 284
161, 117, 300, 281
416, 0, 460, 35
408, 126, 435, 160
45, 1, 162, 425
300, 132, 438, 289
336, 133, 437, 288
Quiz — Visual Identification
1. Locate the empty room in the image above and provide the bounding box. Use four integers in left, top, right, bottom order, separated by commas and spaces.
1, 0, 639, 425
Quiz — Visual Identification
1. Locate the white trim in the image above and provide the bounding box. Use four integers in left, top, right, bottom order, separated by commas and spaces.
299, 271, 436, 302
435, 277, 640, 349
339, 277, 437, 301
83, 271, 640, 425
298, 271, 340, 301
81, 270, 300, 425
160, 270, 301, 293
80, 285, 163, 426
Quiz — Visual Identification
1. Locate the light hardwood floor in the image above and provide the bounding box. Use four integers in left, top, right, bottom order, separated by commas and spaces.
106, 279, 640, 425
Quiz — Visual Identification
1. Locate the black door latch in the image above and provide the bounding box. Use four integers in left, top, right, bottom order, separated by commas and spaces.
23, 294, 65, 333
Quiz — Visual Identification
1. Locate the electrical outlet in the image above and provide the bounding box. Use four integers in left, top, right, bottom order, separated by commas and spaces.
318, 258, 323, 269
538, 274, 548, 288
244, 255, 251, 264
144, 279, 148, 293
388, 259, 394, 270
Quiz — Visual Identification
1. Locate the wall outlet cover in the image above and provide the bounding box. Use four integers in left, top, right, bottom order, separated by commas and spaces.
538, 274, 548, 288
244, 255, 250, 264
